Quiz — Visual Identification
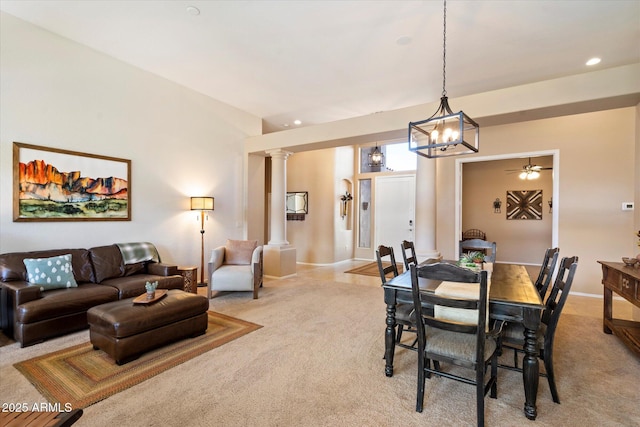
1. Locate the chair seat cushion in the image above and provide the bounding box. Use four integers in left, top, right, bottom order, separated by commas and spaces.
426, 327, 497, 364
211, 265, 254, 291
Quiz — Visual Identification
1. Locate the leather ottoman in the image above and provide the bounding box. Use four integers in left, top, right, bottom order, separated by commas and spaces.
87, 289, 209, 364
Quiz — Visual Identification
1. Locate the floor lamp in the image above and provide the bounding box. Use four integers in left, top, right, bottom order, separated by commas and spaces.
190, 196, 214, 286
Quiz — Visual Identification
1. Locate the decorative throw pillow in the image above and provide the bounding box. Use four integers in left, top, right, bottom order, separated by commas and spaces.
225, 240, 257, 265
23, 254, 78, 290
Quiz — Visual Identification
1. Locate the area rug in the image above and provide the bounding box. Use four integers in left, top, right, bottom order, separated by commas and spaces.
344, 261, 403, 278
14, 311, 261, 409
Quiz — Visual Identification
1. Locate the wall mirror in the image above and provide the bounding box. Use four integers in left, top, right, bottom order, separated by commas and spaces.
286, 192, 308, 213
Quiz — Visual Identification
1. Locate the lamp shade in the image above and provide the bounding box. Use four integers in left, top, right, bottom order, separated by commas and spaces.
190, 197, 214, 211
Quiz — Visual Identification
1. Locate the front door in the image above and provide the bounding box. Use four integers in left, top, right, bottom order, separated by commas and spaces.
374, 175, 415, 263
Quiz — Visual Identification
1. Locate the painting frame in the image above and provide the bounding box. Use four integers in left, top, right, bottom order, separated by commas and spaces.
13, 142, 131, 222
506, 189, 543, 220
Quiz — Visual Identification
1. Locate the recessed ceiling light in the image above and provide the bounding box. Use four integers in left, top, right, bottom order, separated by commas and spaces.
586, 57, 601, 66
186, 6, 200, 16
293, 120, 302, 125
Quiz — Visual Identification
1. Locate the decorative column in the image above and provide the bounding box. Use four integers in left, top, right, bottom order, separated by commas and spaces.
264, 149, 297, 277
414, 154, 441, 261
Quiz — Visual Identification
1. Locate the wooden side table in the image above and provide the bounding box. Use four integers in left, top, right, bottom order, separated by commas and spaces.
598, 261, 640, 356
177, 266, 198, 294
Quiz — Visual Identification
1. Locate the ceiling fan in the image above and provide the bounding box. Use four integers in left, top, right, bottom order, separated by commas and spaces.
505, 158, 552, 180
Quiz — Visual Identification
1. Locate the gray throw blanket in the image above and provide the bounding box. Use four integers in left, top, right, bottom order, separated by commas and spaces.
116, 242, 160, 264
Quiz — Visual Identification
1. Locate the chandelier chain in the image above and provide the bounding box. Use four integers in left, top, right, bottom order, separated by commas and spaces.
442, 0, 447, 97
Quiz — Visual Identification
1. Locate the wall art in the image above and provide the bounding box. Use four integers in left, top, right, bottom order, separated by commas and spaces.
13, 142, 131, 222
506, 190, 542, 220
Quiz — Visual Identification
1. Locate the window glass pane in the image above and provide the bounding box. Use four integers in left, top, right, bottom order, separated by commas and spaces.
358, 179, 371, 248
359, 142, 416, 173
385, 142, 416, 171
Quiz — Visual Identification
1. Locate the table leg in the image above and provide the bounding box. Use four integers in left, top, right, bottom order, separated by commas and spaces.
603, 287, 612, 334
384, 303, 397, 377
522, 308, 540, 420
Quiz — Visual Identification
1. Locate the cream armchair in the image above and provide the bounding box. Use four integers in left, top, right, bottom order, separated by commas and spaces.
207, 240, 263, 299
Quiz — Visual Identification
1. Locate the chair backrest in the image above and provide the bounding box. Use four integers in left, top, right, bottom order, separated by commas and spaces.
462, 229, 487, 241
535, 247, 559, 300
400, 240, 417, 271
375, 245, 399, 284
410, 263, 489, 367
459, 239, 497, 263
541, 256, 578, 349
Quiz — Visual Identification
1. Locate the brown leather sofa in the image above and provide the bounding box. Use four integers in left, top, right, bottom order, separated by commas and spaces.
0, 244, 184, 347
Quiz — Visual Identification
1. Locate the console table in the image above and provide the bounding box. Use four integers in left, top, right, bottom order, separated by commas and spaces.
598, 261, 640, 356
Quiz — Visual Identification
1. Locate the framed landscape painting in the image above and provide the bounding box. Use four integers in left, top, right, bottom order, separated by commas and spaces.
13, 142, 131, 222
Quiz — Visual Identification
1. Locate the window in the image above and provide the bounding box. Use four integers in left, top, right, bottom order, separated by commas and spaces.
360, 142, 416, 173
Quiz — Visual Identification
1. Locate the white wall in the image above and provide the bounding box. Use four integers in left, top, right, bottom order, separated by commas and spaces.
0, 12, 262, 270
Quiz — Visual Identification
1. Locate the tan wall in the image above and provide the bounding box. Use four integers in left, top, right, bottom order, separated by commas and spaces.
246, 153, 266, 245
285, 146, 356, 264
438, 108, 637, 295
286, 149, 336, 263
462, 157, 553, 264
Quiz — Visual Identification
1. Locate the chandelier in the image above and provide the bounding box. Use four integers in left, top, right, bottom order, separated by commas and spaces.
408, 0, 479, 158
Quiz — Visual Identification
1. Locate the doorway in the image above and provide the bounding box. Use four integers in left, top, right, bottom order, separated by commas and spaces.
455, 150, 559, 264
374, 175, 416, 262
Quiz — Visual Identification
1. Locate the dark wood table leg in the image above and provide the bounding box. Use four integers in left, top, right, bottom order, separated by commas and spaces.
382, 286, 398, 377
522, 307, 540, 420
603, 286, 613, 334
384, 302, 397, 377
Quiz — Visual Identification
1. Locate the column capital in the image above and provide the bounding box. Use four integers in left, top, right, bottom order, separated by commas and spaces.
266, 149, 293, 160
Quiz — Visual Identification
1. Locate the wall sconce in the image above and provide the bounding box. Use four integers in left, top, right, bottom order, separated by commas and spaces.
493, 198, 502, 213
548, 197, 553, 213
190, 196, 214, 286
340, 191, 353, 219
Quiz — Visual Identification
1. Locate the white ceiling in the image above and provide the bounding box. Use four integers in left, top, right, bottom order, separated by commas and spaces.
2, 0, 639, 133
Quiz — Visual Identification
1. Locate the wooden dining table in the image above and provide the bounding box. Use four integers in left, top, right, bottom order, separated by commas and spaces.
383, 261, 544, 420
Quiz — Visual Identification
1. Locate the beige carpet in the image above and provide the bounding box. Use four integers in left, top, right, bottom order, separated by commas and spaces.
13, 311, 261, 408
1, 269, 638, 427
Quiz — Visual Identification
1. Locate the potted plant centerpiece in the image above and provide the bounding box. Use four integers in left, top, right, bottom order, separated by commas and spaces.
459, 251, 484, 271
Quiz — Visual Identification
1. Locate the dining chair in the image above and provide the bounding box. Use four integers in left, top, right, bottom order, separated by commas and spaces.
410, 262, 501, 427
459, 239, 497, 263
499, 256, 579, 404
376, 245, 416, 351
400, 240, 418, 271
534, 247, 560, 301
